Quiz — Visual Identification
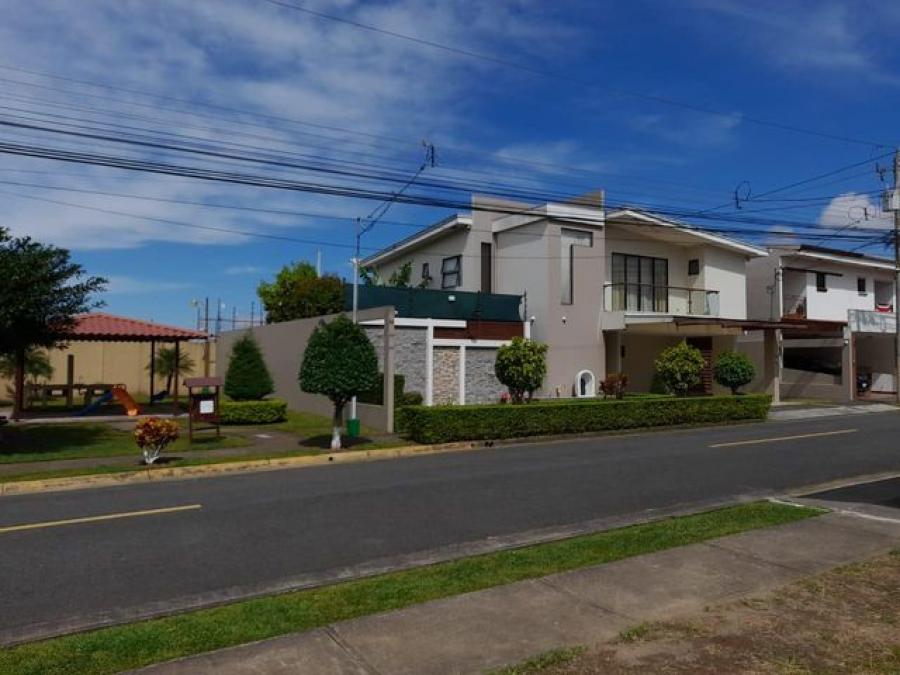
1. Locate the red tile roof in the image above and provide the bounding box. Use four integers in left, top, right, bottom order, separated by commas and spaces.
64, 312, 208, 341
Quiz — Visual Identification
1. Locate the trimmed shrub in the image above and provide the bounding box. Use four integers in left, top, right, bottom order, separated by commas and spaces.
599, 373, 628, 399
220, 399, 287, 425
399, 394, 772, 444
495, 337, 548, 403
224, 333, 274, 401
714, 350, 756, 395
654, 341, 706, 397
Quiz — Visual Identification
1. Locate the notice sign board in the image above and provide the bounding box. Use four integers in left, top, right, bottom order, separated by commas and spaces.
184, 376, 223, 442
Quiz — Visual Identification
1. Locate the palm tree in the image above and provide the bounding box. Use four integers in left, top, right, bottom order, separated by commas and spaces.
147, 347, 196, 394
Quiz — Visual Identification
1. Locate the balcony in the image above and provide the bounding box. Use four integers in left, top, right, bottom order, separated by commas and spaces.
603, 283, 720, 316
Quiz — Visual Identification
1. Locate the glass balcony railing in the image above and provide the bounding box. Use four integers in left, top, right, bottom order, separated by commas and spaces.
603, 283, 720, 316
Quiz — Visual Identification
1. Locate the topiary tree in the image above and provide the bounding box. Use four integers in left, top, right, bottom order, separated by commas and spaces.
654, 340, 706, 397
225, 333, 274, 401
495, 337, 548, 404
299, 315, 380, 450
713, 349, 755, 395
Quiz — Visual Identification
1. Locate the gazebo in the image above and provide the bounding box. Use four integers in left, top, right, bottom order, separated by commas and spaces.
11, 312, 209, 420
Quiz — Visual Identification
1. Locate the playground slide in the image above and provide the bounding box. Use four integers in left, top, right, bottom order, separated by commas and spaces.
111, 386, 140, 416
75, 391, 113, 416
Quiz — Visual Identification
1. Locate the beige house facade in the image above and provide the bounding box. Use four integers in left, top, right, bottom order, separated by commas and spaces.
364, 196, 778, 400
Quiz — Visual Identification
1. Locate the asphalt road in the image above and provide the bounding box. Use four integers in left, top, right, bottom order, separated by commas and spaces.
2, 410, 899, 643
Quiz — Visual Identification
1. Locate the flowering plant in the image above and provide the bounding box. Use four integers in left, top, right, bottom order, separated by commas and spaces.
134, 417, 179, 465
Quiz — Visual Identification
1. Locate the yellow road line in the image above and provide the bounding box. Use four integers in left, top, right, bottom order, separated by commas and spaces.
710, 428, 858, 448
0, 503, 202, 534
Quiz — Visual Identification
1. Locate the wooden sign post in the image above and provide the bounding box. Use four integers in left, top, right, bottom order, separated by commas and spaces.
183, 376, 222, 443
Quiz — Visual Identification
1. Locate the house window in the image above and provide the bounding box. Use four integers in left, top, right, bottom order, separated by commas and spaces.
857, 277, 867, 295
421, 262, 431, 286
611, 253, 669, 312
688, 259, 700, 276
816, 272, 827, 293
441, 255, 461, 289
480, 242, 492, 293
560, 228, 593, 304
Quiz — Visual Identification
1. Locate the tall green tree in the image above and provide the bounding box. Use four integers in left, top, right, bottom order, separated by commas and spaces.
224, 333, 274, 401
299, 315, 379, 450
257, 261, 344, 323
0, 228, 105, 416
147, 347, 196, 394
0, 348, 53, 403
495, 337, 548, 404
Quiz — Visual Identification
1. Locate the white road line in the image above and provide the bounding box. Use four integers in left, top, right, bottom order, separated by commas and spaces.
0, 504, 202, 534
710, 428, 858, 448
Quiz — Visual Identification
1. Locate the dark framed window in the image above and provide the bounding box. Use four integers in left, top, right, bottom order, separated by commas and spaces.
816, 272, 827, 293
480, 242, 492, 293
857, 276, 867, 294
688, 259, 700, 276
441, 255, 461, 289
421, 262, 431, 284
611, 253, 669, 311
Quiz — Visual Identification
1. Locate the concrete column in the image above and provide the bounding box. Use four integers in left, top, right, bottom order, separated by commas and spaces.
458, 345, 466, 405
425, 321, 434, 406
841, 325, 854, 402
763, 328, 781, 404
383, 307, 395, 433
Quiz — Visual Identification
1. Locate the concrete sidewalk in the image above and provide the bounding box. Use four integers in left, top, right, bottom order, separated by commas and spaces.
133, 506, 900, 675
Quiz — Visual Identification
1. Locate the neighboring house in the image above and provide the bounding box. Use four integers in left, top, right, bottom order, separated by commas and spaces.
746, 245, 897, 400
363, 195, 781, 400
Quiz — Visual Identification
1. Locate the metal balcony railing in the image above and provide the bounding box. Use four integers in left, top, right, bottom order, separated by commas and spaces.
603, 283, 720, 316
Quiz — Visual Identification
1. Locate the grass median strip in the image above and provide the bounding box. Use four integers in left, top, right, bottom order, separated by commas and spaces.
0, 501, 823, 675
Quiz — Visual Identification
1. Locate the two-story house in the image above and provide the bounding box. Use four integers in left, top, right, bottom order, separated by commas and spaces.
364, 195, 779, 400
746, 245, 897, 400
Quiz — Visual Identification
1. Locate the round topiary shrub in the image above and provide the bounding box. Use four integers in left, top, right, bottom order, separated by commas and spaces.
713, 350, 755, 395
654, 340, 706, 397
495, 337, 548, 404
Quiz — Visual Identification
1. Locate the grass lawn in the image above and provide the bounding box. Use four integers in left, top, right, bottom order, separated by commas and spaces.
274, 410, 407, 451
0, 501, 822, 675
0, 422, 247, 464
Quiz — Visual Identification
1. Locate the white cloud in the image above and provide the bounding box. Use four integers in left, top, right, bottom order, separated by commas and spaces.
689, 1, 900, 84
224, 265, 266, 276
0, 0, 585, 250
819, 192, 892, 229
628, 112, 742, 148
104, 275, 192, 295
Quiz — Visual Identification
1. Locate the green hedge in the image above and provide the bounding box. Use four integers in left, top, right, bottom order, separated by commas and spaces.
220, 399, 287, 425
399, 394, 771, 444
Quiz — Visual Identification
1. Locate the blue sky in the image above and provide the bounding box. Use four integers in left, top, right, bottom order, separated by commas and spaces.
1, 0, 898, 326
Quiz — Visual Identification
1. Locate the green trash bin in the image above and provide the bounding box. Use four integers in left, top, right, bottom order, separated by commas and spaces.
346, 418, 361, 438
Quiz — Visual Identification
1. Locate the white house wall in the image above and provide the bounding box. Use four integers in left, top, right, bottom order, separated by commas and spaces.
745, 255, 781, 320
373, 227, 487, 292
802, 261, 891, 322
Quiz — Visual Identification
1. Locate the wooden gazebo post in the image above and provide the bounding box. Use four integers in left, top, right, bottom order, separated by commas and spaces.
149, 339, 156, 405
173, 339, 180, 416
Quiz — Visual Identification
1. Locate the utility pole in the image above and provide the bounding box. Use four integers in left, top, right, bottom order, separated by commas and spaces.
350, 141, 436, 421
893, 149, 900, 404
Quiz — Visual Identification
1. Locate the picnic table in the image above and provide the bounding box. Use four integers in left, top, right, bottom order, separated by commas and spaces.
25, 383, 115, 408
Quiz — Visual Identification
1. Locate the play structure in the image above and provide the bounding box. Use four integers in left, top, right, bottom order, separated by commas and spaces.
10, 312, 209, 420
75, 385, 140, 417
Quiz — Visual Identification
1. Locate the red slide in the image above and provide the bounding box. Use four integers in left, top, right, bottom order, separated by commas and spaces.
111, 386, 140, 416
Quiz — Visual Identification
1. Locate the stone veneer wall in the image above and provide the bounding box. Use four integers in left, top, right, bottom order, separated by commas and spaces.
465, 347, 505, 404
365, 326, 427, 397
433, 347, 460, 405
